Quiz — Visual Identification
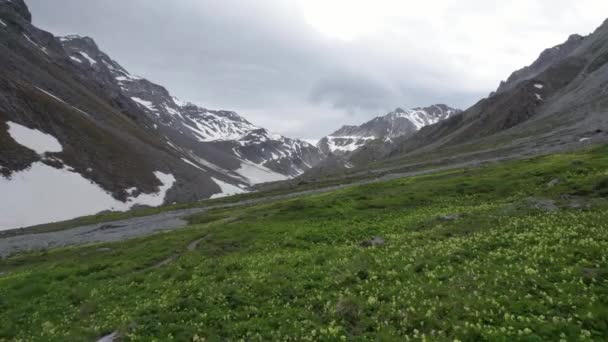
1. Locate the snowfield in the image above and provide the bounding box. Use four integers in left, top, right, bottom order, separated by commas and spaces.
0, 167, 175, 230
7, 121, 63, 154
1, 122, 176, 230
236, 160, 289, 184
210, 177, 248, 199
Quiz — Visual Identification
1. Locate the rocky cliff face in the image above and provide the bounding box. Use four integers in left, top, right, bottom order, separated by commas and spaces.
495, 34, 586, 94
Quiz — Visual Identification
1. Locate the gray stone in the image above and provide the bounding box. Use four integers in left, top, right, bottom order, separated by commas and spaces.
547, 178, 561, 188
439, 214, 461, 221
360, 236, 385, 248
526, 198, 559, 212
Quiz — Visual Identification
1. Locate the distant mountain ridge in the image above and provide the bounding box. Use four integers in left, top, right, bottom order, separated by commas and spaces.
317, 104, 460, 155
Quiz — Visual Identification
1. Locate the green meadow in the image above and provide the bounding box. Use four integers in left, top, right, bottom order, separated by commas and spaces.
1, 146, 608, 341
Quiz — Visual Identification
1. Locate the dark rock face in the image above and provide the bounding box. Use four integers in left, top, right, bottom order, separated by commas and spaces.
1, 0, 30, 22
496, 34, 585, 94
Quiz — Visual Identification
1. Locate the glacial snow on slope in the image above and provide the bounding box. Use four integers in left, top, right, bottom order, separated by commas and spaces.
392, 106, 457, 130
2, 120, 175, 229
236, 160, 289, 184
324, 136, 376, 153
131, 97, 157, 112
0, 19, 7, 27
319, 104, 460, 155
7, 121, 62, 154
78, 51, 97, 65
182, 109, 258, 142
210, 177, 248, 199
0, 165, 175, 230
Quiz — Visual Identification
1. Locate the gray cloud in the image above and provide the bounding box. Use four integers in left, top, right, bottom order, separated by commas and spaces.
24, 0, 608, 138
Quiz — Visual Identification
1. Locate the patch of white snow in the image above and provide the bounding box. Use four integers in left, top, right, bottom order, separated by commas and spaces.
131, 97, 156, 112
7, 121, 62, 154
236, 160, 289, 184
0, 167, 175, 230
210, 177, 248, 199
78, 51, 97, 65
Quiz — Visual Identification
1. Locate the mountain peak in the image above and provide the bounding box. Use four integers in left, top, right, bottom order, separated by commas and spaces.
59, 35, 99, 51
318, 104, 459, 155
0, 0, 31, 23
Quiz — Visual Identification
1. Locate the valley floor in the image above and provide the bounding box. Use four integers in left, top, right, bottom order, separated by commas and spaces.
1, 145, 608, 340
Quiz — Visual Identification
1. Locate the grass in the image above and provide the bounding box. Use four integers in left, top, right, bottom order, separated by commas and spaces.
1, 146, 608, 341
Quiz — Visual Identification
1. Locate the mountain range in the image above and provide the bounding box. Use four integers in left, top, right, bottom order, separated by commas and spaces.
0, 0, 327, 227
317, 104, 460, 156
269, 17, 608, 186
2, 0, 608, 229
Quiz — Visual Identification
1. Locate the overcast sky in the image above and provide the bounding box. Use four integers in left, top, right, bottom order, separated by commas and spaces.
26, 0, 608, 140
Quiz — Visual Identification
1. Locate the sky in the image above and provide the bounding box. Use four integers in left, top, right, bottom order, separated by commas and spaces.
25, 0, 608, 140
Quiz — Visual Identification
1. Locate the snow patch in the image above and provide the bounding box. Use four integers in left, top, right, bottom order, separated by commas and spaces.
35, 87, 67, 104
7, 121, 62, 154
0, 166, 175, 230
23, 34, 48, 55
534, 84, 544, 89
116, 73, 142, 82
236, 160, 289, 185
131, 97, 156, 112
210, 177, 248, 199
181, 158, 204, 171
579, 138, 591, 142
302, 138, 319, 146
325, 136, 374, 153
0, 19, 7, 27
535, 93, 543, 101
79, 51, 97, 65
70, 56, 83, 63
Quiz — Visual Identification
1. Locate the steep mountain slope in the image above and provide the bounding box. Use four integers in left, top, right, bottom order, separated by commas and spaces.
0, 0, 322, 228
317, 104, 459, 155
340, 20, 608, 170
59, 35, 323, 178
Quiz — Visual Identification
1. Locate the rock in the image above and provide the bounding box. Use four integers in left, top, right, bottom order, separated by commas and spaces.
439, 214, 461, 221
526, 197, 559, 212
360, 236, 385, 248
97, 331, 118, 342
130, 204, 153, 211
547, 178, 561, 188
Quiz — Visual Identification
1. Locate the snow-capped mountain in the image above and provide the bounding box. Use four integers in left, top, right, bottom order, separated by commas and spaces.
317, 104, 460, 155
59, 35, 324, 179
0, 0, 324, 229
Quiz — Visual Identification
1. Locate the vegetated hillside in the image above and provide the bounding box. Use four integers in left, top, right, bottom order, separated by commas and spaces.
0, 0, 323, 229
1, 145, 607, 340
